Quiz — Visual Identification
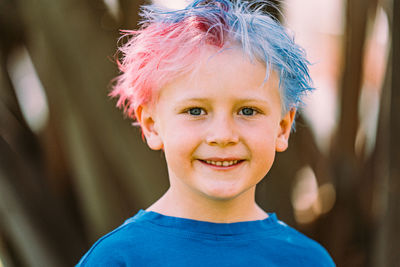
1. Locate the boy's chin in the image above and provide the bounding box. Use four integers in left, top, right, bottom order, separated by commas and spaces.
198, 185, 251, 202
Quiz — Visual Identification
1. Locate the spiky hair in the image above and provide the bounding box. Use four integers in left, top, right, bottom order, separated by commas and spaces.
110, 0, 313, 122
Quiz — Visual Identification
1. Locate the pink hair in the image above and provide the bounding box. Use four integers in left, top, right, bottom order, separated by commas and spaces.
110, 17, 227, 121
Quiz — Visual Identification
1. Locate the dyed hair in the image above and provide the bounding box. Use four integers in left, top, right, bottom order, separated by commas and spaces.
110, 0, 313, 123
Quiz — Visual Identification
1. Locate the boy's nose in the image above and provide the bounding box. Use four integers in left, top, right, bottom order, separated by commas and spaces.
205, 115, 239, 146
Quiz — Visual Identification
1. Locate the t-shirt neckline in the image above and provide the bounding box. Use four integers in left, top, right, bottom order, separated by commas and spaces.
129, 209, 281, 236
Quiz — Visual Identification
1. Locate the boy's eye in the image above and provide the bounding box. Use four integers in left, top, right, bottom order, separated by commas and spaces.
239, 107, 257, 116
187, 107, 206, 116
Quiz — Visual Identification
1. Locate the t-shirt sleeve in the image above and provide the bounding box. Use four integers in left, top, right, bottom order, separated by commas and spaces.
76, 237, 131, 267
75, 224, 134, 267
279, 224, 336, 266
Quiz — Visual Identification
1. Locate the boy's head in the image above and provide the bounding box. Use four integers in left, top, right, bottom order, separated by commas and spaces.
109, 0, 313, 201
110, 0, 313, 122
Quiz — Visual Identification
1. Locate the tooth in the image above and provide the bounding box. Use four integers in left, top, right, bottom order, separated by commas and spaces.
204, 160, 242, 166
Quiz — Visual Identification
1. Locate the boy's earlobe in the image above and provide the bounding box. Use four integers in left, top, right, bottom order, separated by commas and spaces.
275, 108, 296, 152
136, 105, 163, 150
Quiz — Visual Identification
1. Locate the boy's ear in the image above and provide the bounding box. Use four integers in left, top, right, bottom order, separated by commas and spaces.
135, 105, 163, 150
275, 108, 296, 152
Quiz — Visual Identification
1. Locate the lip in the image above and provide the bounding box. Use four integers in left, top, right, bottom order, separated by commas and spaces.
197, 158, 245, 170
201, 157, 243, 162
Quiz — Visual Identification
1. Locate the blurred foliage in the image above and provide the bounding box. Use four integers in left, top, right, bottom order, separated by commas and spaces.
0, 0, 398, 266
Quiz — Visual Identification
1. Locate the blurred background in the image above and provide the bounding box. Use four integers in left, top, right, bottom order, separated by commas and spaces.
0, 0, 398, 266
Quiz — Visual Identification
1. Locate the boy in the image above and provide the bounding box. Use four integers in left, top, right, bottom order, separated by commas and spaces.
77, 0, 335, 266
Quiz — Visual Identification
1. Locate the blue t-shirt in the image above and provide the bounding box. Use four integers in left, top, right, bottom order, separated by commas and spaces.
77, 210, 335, 266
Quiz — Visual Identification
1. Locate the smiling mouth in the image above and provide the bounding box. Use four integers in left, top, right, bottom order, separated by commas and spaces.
199, 159, 244, 167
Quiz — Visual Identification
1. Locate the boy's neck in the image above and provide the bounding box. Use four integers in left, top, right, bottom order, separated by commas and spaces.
146, 187, 268, 223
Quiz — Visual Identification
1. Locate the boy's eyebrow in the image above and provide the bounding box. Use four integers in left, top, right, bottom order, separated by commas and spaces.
236, 98, 271, 104
174, 97, 273, 106
177, 97, 209, 102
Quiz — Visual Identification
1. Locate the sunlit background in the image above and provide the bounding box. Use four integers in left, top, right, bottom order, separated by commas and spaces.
0, 0, 398, 266
7, 0, 389, 225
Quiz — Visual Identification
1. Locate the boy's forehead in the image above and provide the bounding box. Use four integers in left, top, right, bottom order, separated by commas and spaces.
156, 47, 281, 102
183, 46, 270, 85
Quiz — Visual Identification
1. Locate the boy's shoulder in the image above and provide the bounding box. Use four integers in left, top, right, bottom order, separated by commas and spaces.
272, 220, 335, 263
77, 210, 335, 266
76, 211, 151, 266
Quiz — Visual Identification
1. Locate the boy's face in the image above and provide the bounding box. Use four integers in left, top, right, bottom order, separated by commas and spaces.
138, 47, 294, 202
